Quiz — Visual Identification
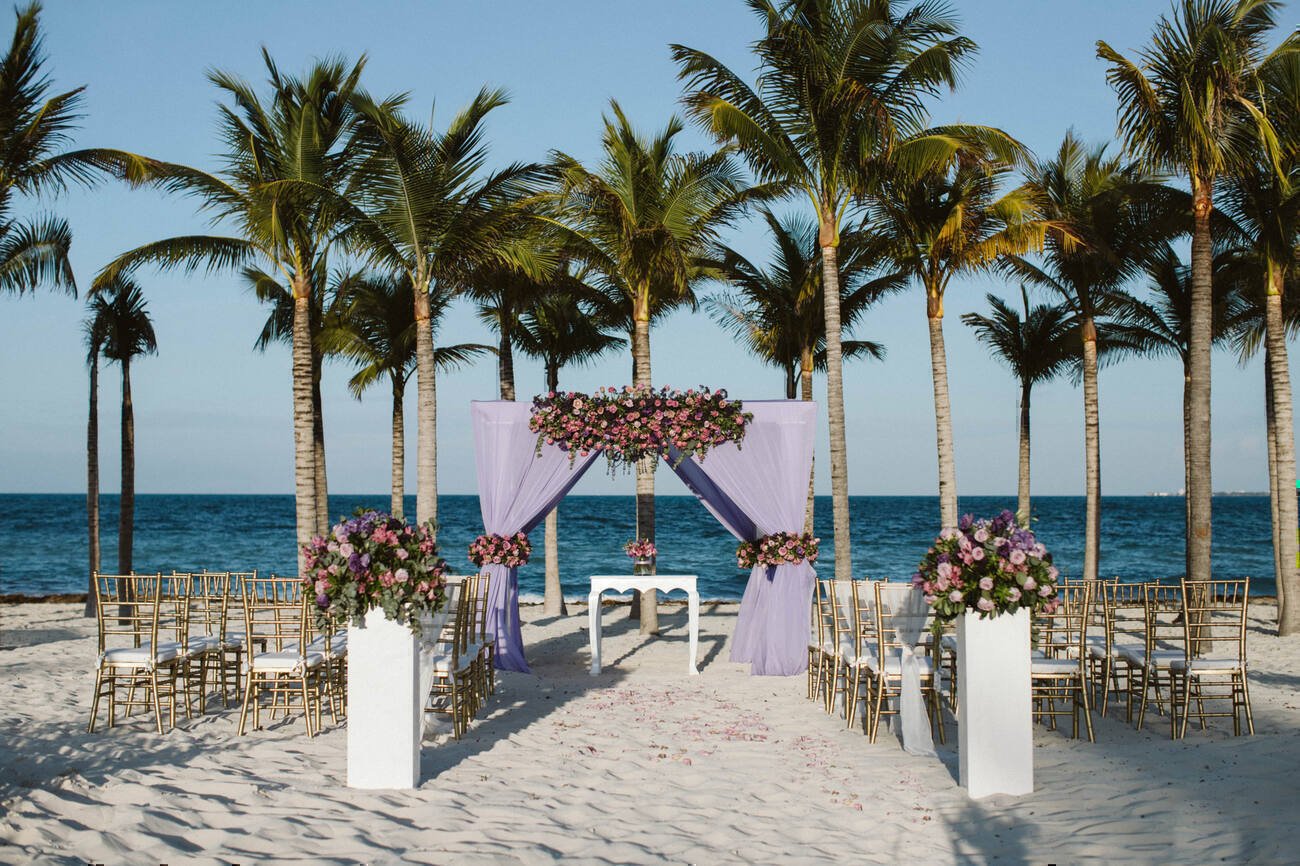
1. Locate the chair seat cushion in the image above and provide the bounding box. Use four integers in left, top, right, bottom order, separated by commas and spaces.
1117, 646, 1184, 668
1032, 658, 1081, 675
306, 634, 348, 658
1170, 657, 1242, 673
940, 634, 958, 652
864, 650, 934, 676
251, 650, 325, 672
187, 635, 222, 654
430, 647, 477, 673
223, 632, 245, 649
102, 641, 183, 666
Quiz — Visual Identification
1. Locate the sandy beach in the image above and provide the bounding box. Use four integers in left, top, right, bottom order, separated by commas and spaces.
1, 599, 1297, 865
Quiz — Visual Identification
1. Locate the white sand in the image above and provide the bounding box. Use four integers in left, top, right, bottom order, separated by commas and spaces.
1, 600, 1297, 865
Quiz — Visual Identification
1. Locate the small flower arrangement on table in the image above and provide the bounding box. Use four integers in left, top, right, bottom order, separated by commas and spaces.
624, 538, 657, 561
301, 510, 449, 634
468, 532, 532, 568
913, 510, 1060, 634
736, 532, 820, 568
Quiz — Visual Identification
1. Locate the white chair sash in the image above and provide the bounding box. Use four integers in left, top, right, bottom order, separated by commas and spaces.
879, 583, 937, 757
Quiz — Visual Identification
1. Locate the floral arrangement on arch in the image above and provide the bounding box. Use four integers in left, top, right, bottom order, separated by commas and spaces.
736, 532, 820, 569
624, 538, 657, 560
912, 510, 1060, 631
301, 510, 449, 634
529, 385, 751, 472
469, 532, 532, 568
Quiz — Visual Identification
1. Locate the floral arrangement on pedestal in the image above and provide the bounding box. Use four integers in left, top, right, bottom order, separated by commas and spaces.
301, 510, 449, 633
468, 532, 532, 568
529, 385, 751, 471
736, 532, 820, 568
913, 510, 1060, 632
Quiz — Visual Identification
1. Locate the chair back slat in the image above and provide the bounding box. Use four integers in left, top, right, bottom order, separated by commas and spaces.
873, 582, 929, 659
1035, 581, 1091, 658
93, 573, 165, 653
1181, 578, 1248, 663
1142, 582, 1185, 658
849, 579, 879, 659
241, 575, 309, 654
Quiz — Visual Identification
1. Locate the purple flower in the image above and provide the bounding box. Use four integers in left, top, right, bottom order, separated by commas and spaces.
958, 514, 974, 531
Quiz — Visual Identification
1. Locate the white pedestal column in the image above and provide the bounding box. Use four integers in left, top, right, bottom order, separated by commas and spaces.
347, 608, 421, 789
957, 608, 1032, 798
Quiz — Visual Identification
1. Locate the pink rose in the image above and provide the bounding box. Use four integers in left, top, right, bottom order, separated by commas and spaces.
1007, 587, 1021, 602
1009, 549, 1026, 565
1023, 577, 1036, 591
979, 577, 994, 591
948, 590, 963, 603
971, 547, 985, 561
977, 597, 995, 612
973, 528, 989, 543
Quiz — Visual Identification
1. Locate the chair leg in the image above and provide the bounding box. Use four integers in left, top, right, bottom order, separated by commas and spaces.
238, 673, 256, 735
88, 670, 105, 734
1080, 676, 1095, 742
1135, 667, 1151, 731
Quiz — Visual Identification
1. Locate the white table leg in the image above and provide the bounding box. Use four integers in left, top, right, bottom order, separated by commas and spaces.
588, 590, 602, 675
687, 589, 699, 675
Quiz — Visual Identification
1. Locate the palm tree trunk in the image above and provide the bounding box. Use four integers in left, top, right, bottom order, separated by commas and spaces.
801, 347, 815, 535
413, 282, 438, 536
926, 288, 958, 530
312, 355, 329, 536
1265, 353, 1283, 607
292, 287, 319, 576
632, 289, 658, 634
820, 232, 852, 582
1264, 267, 1298, 635
1183, 365, 1193, 580
1185, 179, 1214, 584
499, 323, 516, 401
1017, 380, 1031, 525
391, 377, 405, 519
85, 353, 100, 617
544, 363, 565, 616
118, 357, 135, 576
1081, 317, 1101, 583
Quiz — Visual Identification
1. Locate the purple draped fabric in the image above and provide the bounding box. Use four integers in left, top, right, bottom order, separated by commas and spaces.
669, 401, 816, 676
472, 401, 598, 672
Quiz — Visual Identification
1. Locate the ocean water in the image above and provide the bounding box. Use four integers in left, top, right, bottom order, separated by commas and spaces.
0, 493, 1281, 600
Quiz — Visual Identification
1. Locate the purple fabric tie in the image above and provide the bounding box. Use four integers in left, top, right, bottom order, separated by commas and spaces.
472, 401, 598, 672
669, 400, 817, 676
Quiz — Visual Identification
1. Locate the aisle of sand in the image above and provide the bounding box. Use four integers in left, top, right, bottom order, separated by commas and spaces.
1, 601, 1296, 864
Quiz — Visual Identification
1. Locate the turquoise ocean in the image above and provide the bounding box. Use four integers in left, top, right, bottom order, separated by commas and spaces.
0, 493, 1281, 600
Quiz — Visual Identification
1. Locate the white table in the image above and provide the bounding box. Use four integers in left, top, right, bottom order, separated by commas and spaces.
588, 575, 699, 676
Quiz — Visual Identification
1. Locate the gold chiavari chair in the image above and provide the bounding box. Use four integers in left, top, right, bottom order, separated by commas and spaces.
862, 582, 945, 745
1095, 581, 1146, 717
87, 573, 186, 734
1119, 582, 1186, 737
1081, 578, 1117, 714
466, 572, 493, 704
306, 606, 349, 725
1172, 579, 1253, 738
221, 571, 256, 706
807, 580, 826, 701
844, 579, 878, 730
812, 579, 838, 708
426, 579, 479, 739
177, 571, 231, 713
824, 580, 854, 716
1031, 582, 1096, 741
237, 575, 326, 737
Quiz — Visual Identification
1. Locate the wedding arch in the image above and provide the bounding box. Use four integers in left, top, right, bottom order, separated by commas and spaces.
469, 396, 817, 677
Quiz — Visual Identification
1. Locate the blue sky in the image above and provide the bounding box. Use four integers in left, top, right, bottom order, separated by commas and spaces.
0, 0, 1293, 497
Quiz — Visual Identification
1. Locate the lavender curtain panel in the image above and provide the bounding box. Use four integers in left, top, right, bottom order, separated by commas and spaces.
669, 401, 817, 676
472, 401, 598, 672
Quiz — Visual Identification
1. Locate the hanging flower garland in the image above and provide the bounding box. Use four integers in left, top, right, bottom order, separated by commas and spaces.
736, 532, 820, 568
468, 532, 532, 568
530, 385, 751, 472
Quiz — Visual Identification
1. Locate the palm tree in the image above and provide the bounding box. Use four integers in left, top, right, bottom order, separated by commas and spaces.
546, 101, 758, 633
318, 272, 488, 519
869, 149, 1043, 528
0, 3, 151, 305
1098, 0, 1297, 586
82, 302, 109, 616
1109, 246, 1247, 579
674, 0, 981, 580
338, 87, 542, 536
514, 286, 626, 615
707, 210, 897, 401
962, 288, 1076, 523
90, 277, 157, 576
96, 53, 367, 570
1005, 133, 1177, 582
1219, 52, 1300, 633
